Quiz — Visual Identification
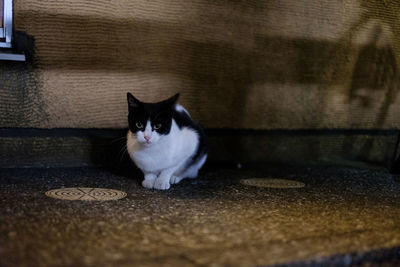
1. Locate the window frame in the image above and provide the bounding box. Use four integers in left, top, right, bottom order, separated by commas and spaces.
0, 0, 13, 48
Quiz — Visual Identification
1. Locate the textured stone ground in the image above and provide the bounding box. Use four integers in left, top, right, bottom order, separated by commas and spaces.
1, 164, 400, 266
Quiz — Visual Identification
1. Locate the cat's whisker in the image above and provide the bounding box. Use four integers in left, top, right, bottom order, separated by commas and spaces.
118, 144, 128, 163
117, 144, 127, 156
111, 136, 127, 144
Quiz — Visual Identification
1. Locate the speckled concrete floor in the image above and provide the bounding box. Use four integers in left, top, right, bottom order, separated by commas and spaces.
1, 164, 400, 266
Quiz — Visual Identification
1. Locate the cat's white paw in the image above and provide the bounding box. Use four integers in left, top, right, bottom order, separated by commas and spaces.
170, 175, 183, 184
142, 179, 155, 189
153, 178, 171, 190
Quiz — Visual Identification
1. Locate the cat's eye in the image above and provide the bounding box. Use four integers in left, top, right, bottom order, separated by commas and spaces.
154, 123, 162, 130
136, 122, 143, 128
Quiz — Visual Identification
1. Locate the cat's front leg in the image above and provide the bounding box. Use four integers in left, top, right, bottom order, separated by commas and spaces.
153, 167, 177, 190
142, 173, 157, 189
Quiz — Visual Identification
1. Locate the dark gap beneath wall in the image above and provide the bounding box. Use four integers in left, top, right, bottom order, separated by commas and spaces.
390, 132, 400, 174
0, 128, 398, 172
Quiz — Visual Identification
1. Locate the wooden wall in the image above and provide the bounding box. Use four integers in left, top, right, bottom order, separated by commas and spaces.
1, 0, 398, 130
1, 0, 400, 168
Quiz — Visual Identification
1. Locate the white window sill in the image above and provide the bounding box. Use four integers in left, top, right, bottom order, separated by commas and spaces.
0, 51, 25, 61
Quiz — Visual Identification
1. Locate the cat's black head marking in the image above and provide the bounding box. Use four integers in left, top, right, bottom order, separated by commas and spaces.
127, 93, 180, 135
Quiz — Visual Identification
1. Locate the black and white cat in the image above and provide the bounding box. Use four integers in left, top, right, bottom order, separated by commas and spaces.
126, 93, 207, 190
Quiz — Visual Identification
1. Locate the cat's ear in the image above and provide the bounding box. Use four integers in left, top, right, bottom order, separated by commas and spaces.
165, 93, 180, 106
127, 92, 140, 108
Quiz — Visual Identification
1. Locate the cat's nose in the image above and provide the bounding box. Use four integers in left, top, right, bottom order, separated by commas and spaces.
144, 136, 150, 142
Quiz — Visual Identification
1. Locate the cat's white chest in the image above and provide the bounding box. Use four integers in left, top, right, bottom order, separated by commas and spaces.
127, 120, 198, 173
132, 139, 174, 172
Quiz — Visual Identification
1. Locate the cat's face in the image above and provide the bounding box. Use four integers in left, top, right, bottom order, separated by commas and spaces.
127, 93, 179, 145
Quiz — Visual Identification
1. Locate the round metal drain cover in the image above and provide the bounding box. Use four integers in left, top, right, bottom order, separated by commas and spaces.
45, 188, 127, 201
240, 178, 305, 188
